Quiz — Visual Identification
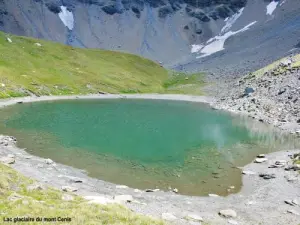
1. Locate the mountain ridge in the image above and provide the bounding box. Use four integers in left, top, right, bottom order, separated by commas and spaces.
0, 0, 299, 76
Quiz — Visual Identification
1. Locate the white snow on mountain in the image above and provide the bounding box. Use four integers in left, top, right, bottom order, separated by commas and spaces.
221, 8, 244, 34
266, 1, 279, 15
58, 6, 74, 30
196, 21, 257, 58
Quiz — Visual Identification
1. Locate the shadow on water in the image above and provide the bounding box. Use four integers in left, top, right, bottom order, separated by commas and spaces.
0, 99, 299, 196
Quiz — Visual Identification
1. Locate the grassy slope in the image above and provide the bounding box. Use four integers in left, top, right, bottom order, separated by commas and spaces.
253, 54, 300, 77
0, 32, 205, 98
0, 163, 164, 225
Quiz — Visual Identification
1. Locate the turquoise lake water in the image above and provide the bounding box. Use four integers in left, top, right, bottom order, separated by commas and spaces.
0, 99, 298, 195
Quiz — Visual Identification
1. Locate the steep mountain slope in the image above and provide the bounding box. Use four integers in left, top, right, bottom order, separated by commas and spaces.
0, 31, 205, 98
0, 0, 299, 76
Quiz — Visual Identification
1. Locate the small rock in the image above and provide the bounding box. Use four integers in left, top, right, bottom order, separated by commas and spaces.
228, 220, 239, 225
259, 173, 276, 180
285, 165, 300, 171
6, 37, 12, 43
145, 188, 160, 192
61, 186, 78, 192
24, 156, 32, 159
173, 188, 178, 193
7, 193, 23, 202
113, 195, 133, 203
257, 154, 266, 158
7, 154, 15, 158
27, 183, 45, 191
229, 186, 235, 189
285, 175, 297, 182
219, 209, 237, 218
185, 214, 203, 222
1, 83, 5, 87
0, 157, 15, 164
287, 209, 300, 216
254, 158, 268, 163
208, 194, 219, 197
37, 163, 44, 168
62, 194, 74, 201
242, 170, 256, 175
116, 185, 128, 189
285, 199, 299, 206
45, 158, 54, 164
34, 43, 42, 47
162, 213, 177, 221
134, 189, 143, 193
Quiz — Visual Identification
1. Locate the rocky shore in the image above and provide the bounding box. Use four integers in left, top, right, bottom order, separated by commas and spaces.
1, 134, 299, 225
212, 55, 300, 135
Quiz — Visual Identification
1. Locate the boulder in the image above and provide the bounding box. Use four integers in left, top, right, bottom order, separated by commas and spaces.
61, 186, 78, 192
27, 183, 45, 191
161, 213, 177, 221
145, 188, 160, 192
254, 158, 268, 163
287, 209, 300, 216
116, 185, 128, 189
7, 193, 23, 202
172, 188, 178, 193
244, 87, 254, 95
0, 156, 15, 164
259, 173, 276, 180
242, 170, 256, 175
219, 209, 237, 218
185, 214, 203, 222
208, 194, 219, 197
228, 220, 239, 225
113, 195, 133, 203
45, 158, 54, 164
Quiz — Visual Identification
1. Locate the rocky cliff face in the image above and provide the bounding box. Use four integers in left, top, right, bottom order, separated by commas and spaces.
0, 0, 300, 76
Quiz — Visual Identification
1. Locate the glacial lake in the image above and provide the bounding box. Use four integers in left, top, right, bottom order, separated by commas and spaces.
0, 99, 299, 196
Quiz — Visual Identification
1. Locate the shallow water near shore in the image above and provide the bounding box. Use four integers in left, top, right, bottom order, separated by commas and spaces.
0, 99, 299, 196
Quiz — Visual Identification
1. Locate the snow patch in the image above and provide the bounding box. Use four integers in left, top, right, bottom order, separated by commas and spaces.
221, 8, 244, 34
266, 1, 279, 16
280, 0, 287, 6
58, 6, 74, 30
191, 44, 204, 53
196, 21, 257, 58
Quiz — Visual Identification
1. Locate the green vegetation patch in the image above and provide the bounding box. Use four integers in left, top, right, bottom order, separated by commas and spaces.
0, 163, 164, 225
162, 72, 206, 95
0, 32, 205, 98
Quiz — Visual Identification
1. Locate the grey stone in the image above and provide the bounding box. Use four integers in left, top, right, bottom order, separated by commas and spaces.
27, 183, 45, 191
61, 186, 78, 192
45, 158, 54, 164
242, 170, 256, 175
219, 209, 237, 218
185, 214, 203, 222
287, 209, 300, 216
228, 220, 239, 225
254, 158, 268, 163
0, 157, 15, 164
162, 213, 177, 221
113, 195, 133, 203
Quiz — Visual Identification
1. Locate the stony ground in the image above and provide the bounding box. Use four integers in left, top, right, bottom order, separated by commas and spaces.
211, 54, 300, 134
1, 135, 299, 225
